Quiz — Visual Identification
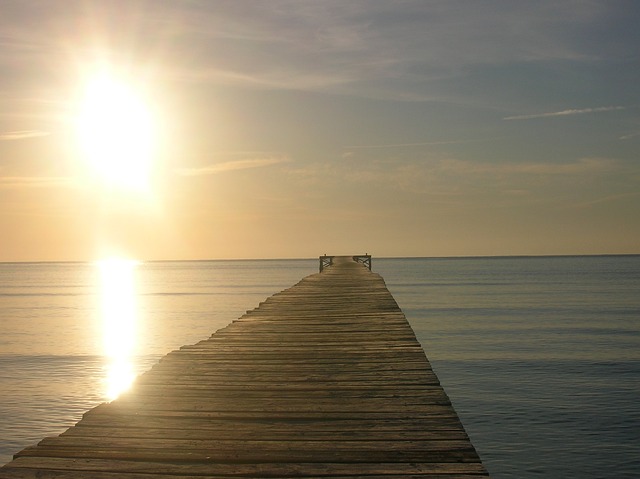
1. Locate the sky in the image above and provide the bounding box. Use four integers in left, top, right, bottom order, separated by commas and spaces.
0, 0, 639, 261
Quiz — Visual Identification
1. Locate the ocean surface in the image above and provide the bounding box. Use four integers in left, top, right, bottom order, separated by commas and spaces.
0, 256, 639, 477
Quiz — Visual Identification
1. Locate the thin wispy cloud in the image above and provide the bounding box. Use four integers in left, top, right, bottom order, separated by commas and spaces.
344, 138, 493, 150
0, 176, 73, 188
438, 157, 619, 175
84, 1, 610, 102
0, 130, 49, 140
176, 157, 290, 177
619, 131, 640, 140
570, 191, 640, 209
175, 67, 353, 91
0, 2, 631, 105
503, 106, 626, 121
286, 156, 621, 197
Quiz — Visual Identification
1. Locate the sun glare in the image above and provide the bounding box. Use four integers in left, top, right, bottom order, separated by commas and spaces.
77, 73, 154, 192
97, 257, 140, 400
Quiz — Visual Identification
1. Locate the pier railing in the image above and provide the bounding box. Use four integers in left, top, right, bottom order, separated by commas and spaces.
353, 254, 372, 270
319, 254, 371, 272
319, 255, 333, 272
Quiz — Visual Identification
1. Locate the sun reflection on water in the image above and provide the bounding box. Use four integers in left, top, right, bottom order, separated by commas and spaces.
97, 257, 139, 400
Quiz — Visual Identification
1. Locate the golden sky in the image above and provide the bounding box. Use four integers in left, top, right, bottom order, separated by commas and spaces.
1, 1, 639, 261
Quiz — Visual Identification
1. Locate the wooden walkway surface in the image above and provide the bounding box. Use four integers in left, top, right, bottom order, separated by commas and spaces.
0, 256, 489, 478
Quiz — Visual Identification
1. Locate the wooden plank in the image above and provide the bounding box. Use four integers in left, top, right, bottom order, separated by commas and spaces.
15, 444, 481, 464
3, 457, 490, 477
73, 415, 466, 431
121, 384, 447, 397
0, 255, 488, 478
58, 425, 470, 441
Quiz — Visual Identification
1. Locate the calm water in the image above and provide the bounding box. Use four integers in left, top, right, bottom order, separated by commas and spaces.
1, 256, 639, 477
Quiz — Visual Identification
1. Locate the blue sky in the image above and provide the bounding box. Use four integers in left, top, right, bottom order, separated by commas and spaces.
0, 1, 638, 260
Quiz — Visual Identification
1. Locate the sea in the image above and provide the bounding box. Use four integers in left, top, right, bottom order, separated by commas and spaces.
0, 256, 639, 478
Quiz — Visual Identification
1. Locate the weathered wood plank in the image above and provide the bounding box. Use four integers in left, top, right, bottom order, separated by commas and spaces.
75, 415, 461, 434
3, 457, 490, 478
81, 406, 463, 423
59, 424, 470, 441
15, 444, 481, 464
121, 384, 448, 397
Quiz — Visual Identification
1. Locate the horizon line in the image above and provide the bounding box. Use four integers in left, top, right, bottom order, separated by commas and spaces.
1, 252, 639, 265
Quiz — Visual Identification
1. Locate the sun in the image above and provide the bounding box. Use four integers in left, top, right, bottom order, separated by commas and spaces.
76, 72, 155, 192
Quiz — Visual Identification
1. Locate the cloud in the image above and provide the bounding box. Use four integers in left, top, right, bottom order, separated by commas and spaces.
343, 138, 495, 149
0, 176, 73, 188
286, 156, 622, 199
134, 1, 616, 99
619, 131, 640, 140
570, 191, 640, 209
176, 156, 290, 177
503, 106, 626, 120
174, 67, 354, 91
0, 130, 50, 140
437, 157, 619, 175
0, 1, 632, 106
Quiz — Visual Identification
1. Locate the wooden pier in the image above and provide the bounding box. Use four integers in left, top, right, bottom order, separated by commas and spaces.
0, 256, 489, 478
